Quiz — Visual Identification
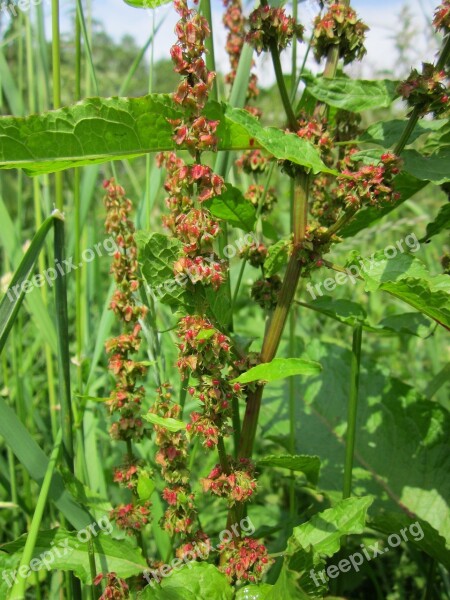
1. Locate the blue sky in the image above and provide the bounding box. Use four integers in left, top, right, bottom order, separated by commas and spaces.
55, 0, 439, 84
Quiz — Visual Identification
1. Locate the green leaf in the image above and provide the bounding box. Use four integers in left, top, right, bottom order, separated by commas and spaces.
258, 454, 321, 485
268, 497, 373, 599
1, 530, 147, 584
369, 512, 450, 571
302, 74, 399, 111
140, 233, 192, 308
235, 585, 273, 599
359, 118, 446, 148
137, 473, 156, 501
207, 185, 256, 232
288, 340, 450, 548
123, 0, 170, 7
349, 252, 450, 329
300, 297, 434, 338
143, 412, 186, 432
401, 148, 450, 184
232, 358, 322, 384
0, 96, 333, 176
139, 563, 233, 600
222, 105, 334, 176
264, 239, 289, 277
420, 203, 450, 242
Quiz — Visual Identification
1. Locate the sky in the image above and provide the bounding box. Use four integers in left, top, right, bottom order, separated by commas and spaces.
54, 0, 440, 86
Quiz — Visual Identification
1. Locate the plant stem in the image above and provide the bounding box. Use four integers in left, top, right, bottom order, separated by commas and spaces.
342, 325, 362, 499
9, 430, 62, 600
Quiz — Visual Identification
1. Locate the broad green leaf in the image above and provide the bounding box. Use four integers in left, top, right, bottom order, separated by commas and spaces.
141, 233, 181, 286
348, 252, 450, 329
420, 203, 450, 242
207, 185, 256, 231
140, 233, 193, 308
258, 454, 321, 485
144, 412, 186, 432
359, 118, 446, 148
370, 512, 450, 571
268, 497, 373, 599
139, 563, 233, 600
300, 297, 434, 338
232, 358, 322, 384
123, 0, 170, 7
0, 96, 332, 176
287, 339, 450, 547
264, 239, 289, 277
1, 530, 147, 584
423, 119, 450, 153
137, 473, 156, 501
302, 74, 399, 111
221, 105, 334, 176
401, 148, 450, 184
235, 585, 273, 599
0, 212, 58, 354
341, 172, 428, 238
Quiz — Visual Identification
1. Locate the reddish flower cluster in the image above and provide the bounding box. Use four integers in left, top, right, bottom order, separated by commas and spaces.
94, 572, 129, 600
295, 113, 334, 165
175, 530, 212, 561
113, 456, 153, 493
434, 0, 450, 32
246, 5, 304, 55
177, 316, 238, 448
398, 63, 449, 117
104, 179, 148, 443
245, 184, 277, 215
109, 502, 151, 536
150, 384, 199, 535
240, 241, 268, 268
223, 0, 259, 100
236, 149, 270, 175
201, 458, 257, 506
336, 153, 402, 210
313, 3, 368, 65
251, 275, 282, 310
219, 538, 273, 584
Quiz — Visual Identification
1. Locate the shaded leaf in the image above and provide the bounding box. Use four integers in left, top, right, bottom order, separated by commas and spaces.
139, 563, 233, 600
369, 512, 450, 571
302, 74, 398, 111
264, 239, 289, 277
258, 454, 321, 485
359, 118, 446, 148
1, 530, 147, 584
143, 413, 186, 432
207, 185, 256, 231
347, 252, 450, 329
419, 203, 450, 242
